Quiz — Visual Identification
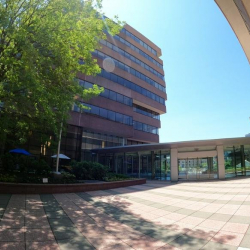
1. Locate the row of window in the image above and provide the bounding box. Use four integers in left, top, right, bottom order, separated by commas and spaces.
127, 140, 146, 145
121, 28, 157, 56
82, 130, 124, 144
79, 80, 160, 120
73, 103, 133, 126
133, 104, 160, 120
133, 121, 159, 135
73, 103, 159, 135
79, 80, 133, 106
93, 50, 166, 93
82, 138, 121, 149
99, 39, 164, 80
113, 35, 163, 69
98, 69, 165, 105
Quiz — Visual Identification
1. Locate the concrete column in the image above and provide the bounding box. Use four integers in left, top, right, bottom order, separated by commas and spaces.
123, 153, 127, 175
138, 152, 141, 178
217, 145, 225, 180
151, 151, 155, 180
170, 148, 178, 182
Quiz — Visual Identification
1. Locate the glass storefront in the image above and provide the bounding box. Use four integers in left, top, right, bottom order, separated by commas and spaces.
178, 157, 218, 180
98, 150, 170, 180
245, 145, 250, 176
155, 151, 171, 180
95, 142, 250, 181
224, 145, 249, 178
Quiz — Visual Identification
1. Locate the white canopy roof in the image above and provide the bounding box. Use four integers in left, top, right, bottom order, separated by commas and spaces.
51, 154, 70, 159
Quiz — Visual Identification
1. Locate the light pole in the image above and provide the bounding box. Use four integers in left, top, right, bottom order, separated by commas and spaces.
55, 121, 63, 174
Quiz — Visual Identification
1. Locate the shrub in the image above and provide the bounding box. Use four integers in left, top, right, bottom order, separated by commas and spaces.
104, 173, 131, 182
17, 174, 42, 183
70, 161, 108, 180
0, 173, 17, 182
50, 172, 76, 184
32, 159, 51, 175
1, 153, 16, 173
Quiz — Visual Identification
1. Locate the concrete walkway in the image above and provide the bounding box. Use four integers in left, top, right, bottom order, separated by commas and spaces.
0, 178, 250, 249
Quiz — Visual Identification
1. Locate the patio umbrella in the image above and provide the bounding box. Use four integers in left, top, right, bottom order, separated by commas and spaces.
9, 148, 31, 156
51, 154, 70, 159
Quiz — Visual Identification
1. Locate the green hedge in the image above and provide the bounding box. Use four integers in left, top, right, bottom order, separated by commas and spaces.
70, 160, 109, 180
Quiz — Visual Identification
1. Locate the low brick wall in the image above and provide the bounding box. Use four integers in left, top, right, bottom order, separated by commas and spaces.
0, 178, 146, 194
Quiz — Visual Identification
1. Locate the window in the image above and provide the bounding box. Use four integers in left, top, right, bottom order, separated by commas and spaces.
94, 50, 165, 92
101, 88, 109, 98
108, 110, 115, 121
124, 96, 132, 106
100, 108, 108, 118
116, 94, 123, 103
115, 113, 123, 123
91, 105, 99, 115
98, 70, 165, 105
109, 91, 116, 101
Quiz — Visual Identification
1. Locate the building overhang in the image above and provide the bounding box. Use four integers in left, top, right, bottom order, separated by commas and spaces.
92, 137, 250, 154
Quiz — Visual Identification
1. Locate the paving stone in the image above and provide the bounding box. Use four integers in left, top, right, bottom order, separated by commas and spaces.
0, 242, 25, 250
57, 236, 95, 250
240, 234, 250, 248
229, 215, 250, 224
213, 200, 229, 204
124, 234, 166, 250
227, 201, 244, 205
45, 210, 67, 218
52, 227, 82, 240
176, 209, 195, 216
26, 241, 60, 250
191, 211, 212, 219
100, 241, 133, 250
157, 244, 181, 250
211, 230, 244, 246
25, 218, 50, 228
169, 234, 208, 250
201, 241, 238, 250
161, 206, 180, 212
0, 228, 25, 241
48, 217, 74, 229
147, 228, 182, 243
0, 200, 10, 206
208, 213, 232, 222
26, 228, 55, 241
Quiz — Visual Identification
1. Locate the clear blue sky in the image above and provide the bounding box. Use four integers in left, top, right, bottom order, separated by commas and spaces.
102, 0, 250, 143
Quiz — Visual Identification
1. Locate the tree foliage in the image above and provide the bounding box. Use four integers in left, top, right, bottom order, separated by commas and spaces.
0, 0, 122, 149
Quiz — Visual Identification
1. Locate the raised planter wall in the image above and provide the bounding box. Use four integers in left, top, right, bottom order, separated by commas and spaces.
0, 178, 146, 194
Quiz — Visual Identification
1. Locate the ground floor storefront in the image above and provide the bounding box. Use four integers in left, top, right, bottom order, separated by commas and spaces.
92, 137, 250, 181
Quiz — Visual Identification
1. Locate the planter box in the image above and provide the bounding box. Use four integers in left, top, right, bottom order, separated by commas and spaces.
0, 178, 146, 194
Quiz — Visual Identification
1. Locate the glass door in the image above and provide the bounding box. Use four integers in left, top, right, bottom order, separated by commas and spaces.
178, 158, 217, 180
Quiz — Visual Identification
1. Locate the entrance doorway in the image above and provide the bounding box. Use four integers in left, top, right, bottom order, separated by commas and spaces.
224, 145, 247, 178
178, 157, 218, 180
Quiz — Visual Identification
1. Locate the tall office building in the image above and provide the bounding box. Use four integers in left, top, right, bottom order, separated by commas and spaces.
61, 24, 167, 161
215, 0, 250, 64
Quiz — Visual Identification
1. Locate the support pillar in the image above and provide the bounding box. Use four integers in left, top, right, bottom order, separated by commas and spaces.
123, 153, 127, 175
217, 145, 225, 180
151, 151, 155, 180
138, 152, 141, 178
170, 148, 178, 182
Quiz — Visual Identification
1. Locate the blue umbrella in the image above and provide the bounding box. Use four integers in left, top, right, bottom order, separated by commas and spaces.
9, 148, 31, 156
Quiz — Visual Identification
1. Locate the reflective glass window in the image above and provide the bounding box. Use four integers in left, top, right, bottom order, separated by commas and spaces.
116, 93, 123, 103
109, 90, 116, 101
99, 108, 108, 118
108, 110, 115, 121
115, 113, 123, 123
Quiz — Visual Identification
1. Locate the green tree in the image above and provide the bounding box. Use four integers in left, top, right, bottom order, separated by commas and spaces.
0, 0, 122, 151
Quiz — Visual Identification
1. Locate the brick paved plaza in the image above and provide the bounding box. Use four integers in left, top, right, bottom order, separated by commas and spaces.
0, 178, 250, 250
